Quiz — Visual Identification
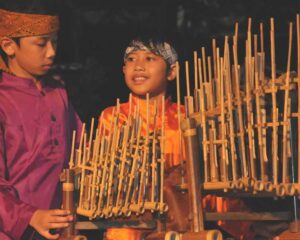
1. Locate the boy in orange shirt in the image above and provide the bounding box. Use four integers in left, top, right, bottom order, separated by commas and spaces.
100, 37, 253, 240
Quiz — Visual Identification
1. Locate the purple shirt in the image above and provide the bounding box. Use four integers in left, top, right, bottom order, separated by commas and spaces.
0, 72, 81, 239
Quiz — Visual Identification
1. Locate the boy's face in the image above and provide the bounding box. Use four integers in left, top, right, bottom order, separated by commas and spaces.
123, 50, 176, 98
2, 32, 57, 79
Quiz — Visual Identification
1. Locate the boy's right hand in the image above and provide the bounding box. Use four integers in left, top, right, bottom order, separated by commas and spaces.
29, 209, 73, 239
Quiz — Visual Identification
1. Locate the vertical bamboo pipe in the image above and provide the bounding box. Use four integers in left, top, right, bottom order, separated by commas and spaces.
61, 169, 75, 239
181, 118, 204, 232
296, 15, 300, 184
282, 22, 293, 184
270, 18, 278, 186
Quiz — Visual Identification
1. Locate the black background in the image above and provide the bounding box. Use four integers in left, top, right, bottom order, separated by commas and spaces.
54, 0, 300, 123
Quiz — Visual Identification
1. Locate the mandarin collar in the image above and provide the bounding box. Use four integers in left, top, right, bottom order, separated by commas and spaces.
0, 72, 50, 97
130, 94, 172, 115
1, 72, 39, 89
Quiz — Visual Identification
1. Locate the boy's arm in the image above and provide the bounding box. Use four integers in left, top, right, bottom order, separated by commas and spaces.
0, 123, 37, 239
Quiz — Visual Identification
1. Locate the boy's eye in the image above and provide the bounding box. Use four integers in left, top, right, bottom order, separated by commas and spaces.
146, 56, 156, 61
36, 42, 47, 47
126, 56, 136, 62
147, 56, 155, 61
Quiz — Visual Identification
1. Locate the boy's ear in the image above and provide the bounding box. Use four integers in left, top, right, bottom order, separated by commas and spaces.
0, 37, 17, 57
167, 64, 177, 81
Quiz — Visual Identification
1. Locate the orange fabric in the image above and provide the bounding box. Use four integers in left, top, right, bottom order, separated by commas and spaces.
100, 95, 253, 240
100, 96, 184, 169
106, 228, 143, 240
0, 9, 60, 72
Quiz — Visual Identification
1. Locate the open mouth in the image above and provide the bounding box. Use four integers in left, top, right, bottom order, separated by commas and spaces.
133, 76, 148, 84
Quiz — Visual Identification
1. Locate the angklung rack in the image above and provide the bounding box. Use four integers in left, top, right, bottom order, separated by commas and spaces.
59, 93, 222, 240
180, 15, 300, 238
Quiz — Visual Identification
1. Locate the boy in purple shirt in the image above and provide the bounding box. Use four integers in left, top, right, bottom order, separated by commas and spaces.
0, 0, 81, 239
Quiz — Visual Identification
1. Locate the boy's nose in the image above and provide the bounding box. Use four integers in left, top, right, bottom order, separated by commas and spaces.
134, 63, 145, 71
46, 41, 56, 59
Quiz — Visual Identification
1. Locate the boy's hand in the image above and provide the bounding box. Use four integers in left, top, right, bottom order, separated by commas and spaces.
29, 209, 73, 239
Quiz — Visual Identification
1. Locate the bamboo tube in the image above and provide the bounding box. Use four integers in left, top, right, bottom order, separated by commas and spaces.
194, 51, 200, 112
186, 61, 191, 97
207, 56, 214, 109
185, 61, 194, 116
209, 128, 219, 182
104, 108, 121, 216
258, 24, 268, 167
115, 117, 131, 213
77, 123, 86, 166
234, 22, 239, 49
61, 169, 76, 238
224, 37, 238, 182
215, 49, 220, 105
198, 59, 208, 182
194, 51, 198, 90
202, 47, 207, 83
259, 23, 266, 85
151, 101, 157, 206
69, 130, 76, 169
160, 96, 166, 213
254, 34, 258, 72
89, 128, 100, 213
176, 62, 185, 186
212, 39, 217, 82
219, 57, 227, 182
233, 42, 247, 178
137, 94, 150, 208
78, 133, 87, 210
123, 116, 142, 214
296, 14, 300, 183
207, 54, 218, 181
97, 108, 116, 215
282, 22, 293, 184
270, 18, 279, 185
254, 71, 268, 185
247, 18, 253, 87
246, 28, 257, 180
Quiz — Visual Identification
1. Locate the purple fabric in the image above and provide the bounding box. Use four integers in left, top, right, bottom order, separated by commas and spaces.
0, 72, 81, 239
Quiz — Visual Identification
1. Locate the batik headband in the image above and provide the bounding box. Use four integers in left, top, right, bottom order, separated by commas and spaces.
0, 9, 60, 72
124, 40, 178, 66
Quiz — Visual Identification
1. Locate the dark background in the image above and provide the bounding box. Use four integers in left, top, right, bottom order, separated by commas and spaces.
55, 0, 300, 123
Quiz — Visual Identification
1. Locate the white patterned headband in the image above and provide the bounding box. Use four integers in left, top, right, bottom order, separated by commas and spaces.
124, 40, 178, 66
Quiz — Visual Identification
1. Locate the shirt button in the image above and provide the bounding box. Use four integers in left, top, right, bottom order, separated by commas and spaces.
54, 139, 59, 146
51, 115, 56, 122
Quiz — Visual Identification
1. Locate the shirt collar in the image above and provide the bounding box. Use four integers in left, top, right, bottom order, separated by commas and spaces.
1, 72, 38, 89
130, 94, 172, 117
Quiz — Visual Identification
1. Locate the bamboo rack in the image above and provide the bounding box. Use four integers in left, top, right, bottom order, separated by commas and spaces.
184, 15, 300, 197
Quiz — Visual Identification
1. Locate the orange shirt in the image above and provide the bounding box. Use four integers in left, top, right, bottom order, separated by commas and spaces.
100, 96, 253, 240
100, 96, 184, 169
